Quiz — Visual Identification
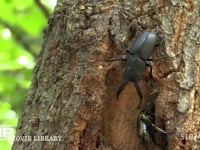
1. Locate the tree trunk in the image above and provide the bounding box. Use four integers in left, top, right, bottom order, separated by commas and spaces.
12, 0, 200, 150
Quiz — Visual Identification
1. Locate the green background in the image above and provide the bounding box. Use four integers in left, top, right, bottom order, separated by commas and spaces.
0, 0, 56, 149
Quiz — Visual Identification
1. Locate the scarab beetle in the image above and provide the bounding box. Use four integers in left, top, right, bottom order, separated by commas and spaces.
105, 30, 157, 108
137, 102, 167, 146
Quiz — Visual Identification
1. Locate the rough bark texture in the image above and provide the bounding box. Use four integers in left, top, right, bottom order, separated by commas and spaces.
12, 0, 200, 150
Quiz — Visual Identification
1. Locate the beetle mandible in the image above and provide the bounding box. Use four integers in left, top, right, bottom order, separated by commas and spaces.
105, 30, 157, 108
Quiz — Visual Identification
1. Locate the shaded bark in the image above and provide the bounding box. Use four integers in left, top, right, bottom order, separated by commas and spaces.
13, 0, 200, 150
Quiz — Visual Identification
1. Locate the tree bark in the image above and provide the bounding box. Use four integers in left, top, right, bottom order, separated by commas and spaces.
12, 0, 200, 150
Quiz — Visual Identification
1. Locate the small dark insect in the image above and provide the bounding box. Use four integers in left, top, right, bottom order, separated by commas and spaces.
105, 30, 158, 108
137, 102, 167, 146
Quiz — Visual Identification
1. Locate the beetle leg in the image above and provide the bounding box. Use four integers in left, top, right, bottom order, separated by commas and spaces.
151, 124, 169, 148
155, 38, 164, 47
151, 123, 167, 134
147, 112, 164, 120
146, 56, 168, 62
134, 82, 143, 108
145, 58, 153, 61
146, 63, 153, 79
142, 116, 167, 134
104, 57, 126, 62
116, 80, 129, 100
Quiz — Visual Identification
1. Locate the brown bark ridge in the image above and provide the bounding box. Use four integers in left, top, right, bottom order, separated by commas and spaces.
12, 0, 200, 150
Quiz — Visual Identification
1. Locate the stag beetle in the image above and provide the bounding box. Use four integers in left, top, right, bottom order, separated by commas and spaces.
137, 102, 167, 146
105, 30, 158, 108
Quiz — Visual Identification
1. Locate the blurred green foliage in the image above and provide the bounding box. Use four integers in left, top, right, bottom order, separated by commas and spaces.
0, 0, 56, 149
